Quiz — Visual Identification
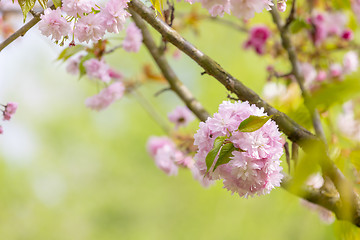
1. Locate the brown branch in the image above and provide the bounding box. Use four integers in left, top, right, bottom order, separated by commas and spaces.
0, 5, 54, 52
129, 8, 210, 122
269, 6, 326, 144
127, 0, 360, 227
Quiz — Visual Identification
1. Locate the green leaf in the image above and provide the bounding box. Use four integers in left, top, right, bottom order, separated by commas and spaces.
290, 18, 311, 34
18, 0, 36, 22
150, 0, 163, 16
37, 0, 48, 9
213, 143, 236, 171
350, 150, 360, 172
205, 136, 226, 173
57, 45, 85, 61
310, 76, 360, 110
238, 115, 272, 132
78, 53, 96, 78
52, 0, 61, 8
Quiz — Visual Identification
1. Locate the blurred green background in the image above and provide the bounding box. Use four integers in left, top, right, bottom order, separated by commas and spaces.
0, 2, 357, 239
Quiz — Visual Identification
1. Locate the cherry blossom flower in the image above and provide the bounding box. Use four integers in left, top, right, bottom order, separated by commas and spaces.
5, 102, 17, 115
100, 0, 131, 33
230, 0, 273, 20
262, 82, 287, 101
146, 136, 175, 158
74, 14, 106, 43
66, 55, 83, 75
38, 8, 71, 41
300, 62, 317, 87
168, 106, 195, 129
122, 22, 143, 52
0, 125, 3, 134
337, 101, 360, 142
83, 58, 112, 82
193, 101, 284, 198
62, 0, 95, 17
85, 82, 125, 111
244, 25, 271, 55
277, 0, 287, 12
329, 63, 342, 78
343, 51, 359, 74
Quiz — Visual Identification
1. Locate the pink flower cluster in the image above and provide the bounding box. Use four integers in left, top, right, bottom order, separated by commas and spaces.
85, 82, 125, 111
38, 0, 131, 43
147, 136, 213, 187
122, 22, 143, 53
0, 102, 18, 134
300, 51, 359, 88
244, 25, 271, 55
65, 53, 126, 111
194, 101, 284, 198
168, 106, 195, 129
309, 11, 352, 46
187, 0, 273, 19
277, 0, 287, 12
337, 101, 360, 142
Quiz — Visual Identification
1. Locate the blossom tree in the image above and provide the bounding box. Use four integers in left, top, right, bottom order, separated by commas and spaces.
1, 0, 360, 236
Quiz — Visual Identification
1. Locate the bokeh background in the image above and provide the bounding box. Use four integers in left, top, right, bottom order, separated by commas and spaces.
0, 2, 358, 239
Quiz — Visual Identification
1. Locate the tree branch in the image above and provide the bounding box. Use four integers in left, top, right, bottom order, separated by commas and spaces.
127, 0, 360, 227
129, 9, 210, 122
269, 6, 326, 144
0, 5, 54, 52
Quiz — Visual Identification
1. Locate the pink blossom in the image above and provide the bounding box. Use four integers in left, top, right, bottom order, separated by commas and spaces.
343, 51, 358, 74
38, 8, 71, 41
230, 0, 273, 20
337, 101, 360, 142
83, 58, 111, 82
62, 0, 95, 17
100, 0, 131, 33
0, 125, 3, 134
277, 0, 287, 12
168, 106, 195, 128
310, 11, 348, 45
3, 112, 11, 121
342, 29, 353, 41
190, 164, 214, 187
146, 136, 175, 158
197, 0, 230, 17
74, 14, 106, 43
122, 22, 143, 52
316, 70, 327, 82
85, 82, 125, 111
329, 63, 342, 78
5, 102, 17, 115
66, 55, 82, 75
154, 145, 179, 176
300, 62, 317, 87
193, 101, 284, 198
352, 0, 360, 23
244, 25, 271, 55
262, 82, 287, 101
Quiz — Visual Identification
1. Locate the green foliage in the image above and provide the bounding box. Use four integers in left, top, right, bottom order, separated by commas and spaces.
238, 115, 272, 132
331, 0, 351, 10
150, 0, 163, 16
213, 142, 236, 171
310, 76, 360, 110
18, 0, 36, 21
52, 0, 61, 8
290, 18, 311, 34
57, 45, 85, 61
78, 53, 96, 78
205, 136, 227, 173
350, 150, 360, 172
37, 0, 48, 10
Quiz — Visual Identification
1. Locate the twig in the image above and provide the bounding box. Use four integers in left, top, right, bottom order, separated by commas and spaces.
154, 87, 172, 97
0, 5, 54, 52
284, 0, 296, 29
129, 8, 210, 122
269, 6, 326, 144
